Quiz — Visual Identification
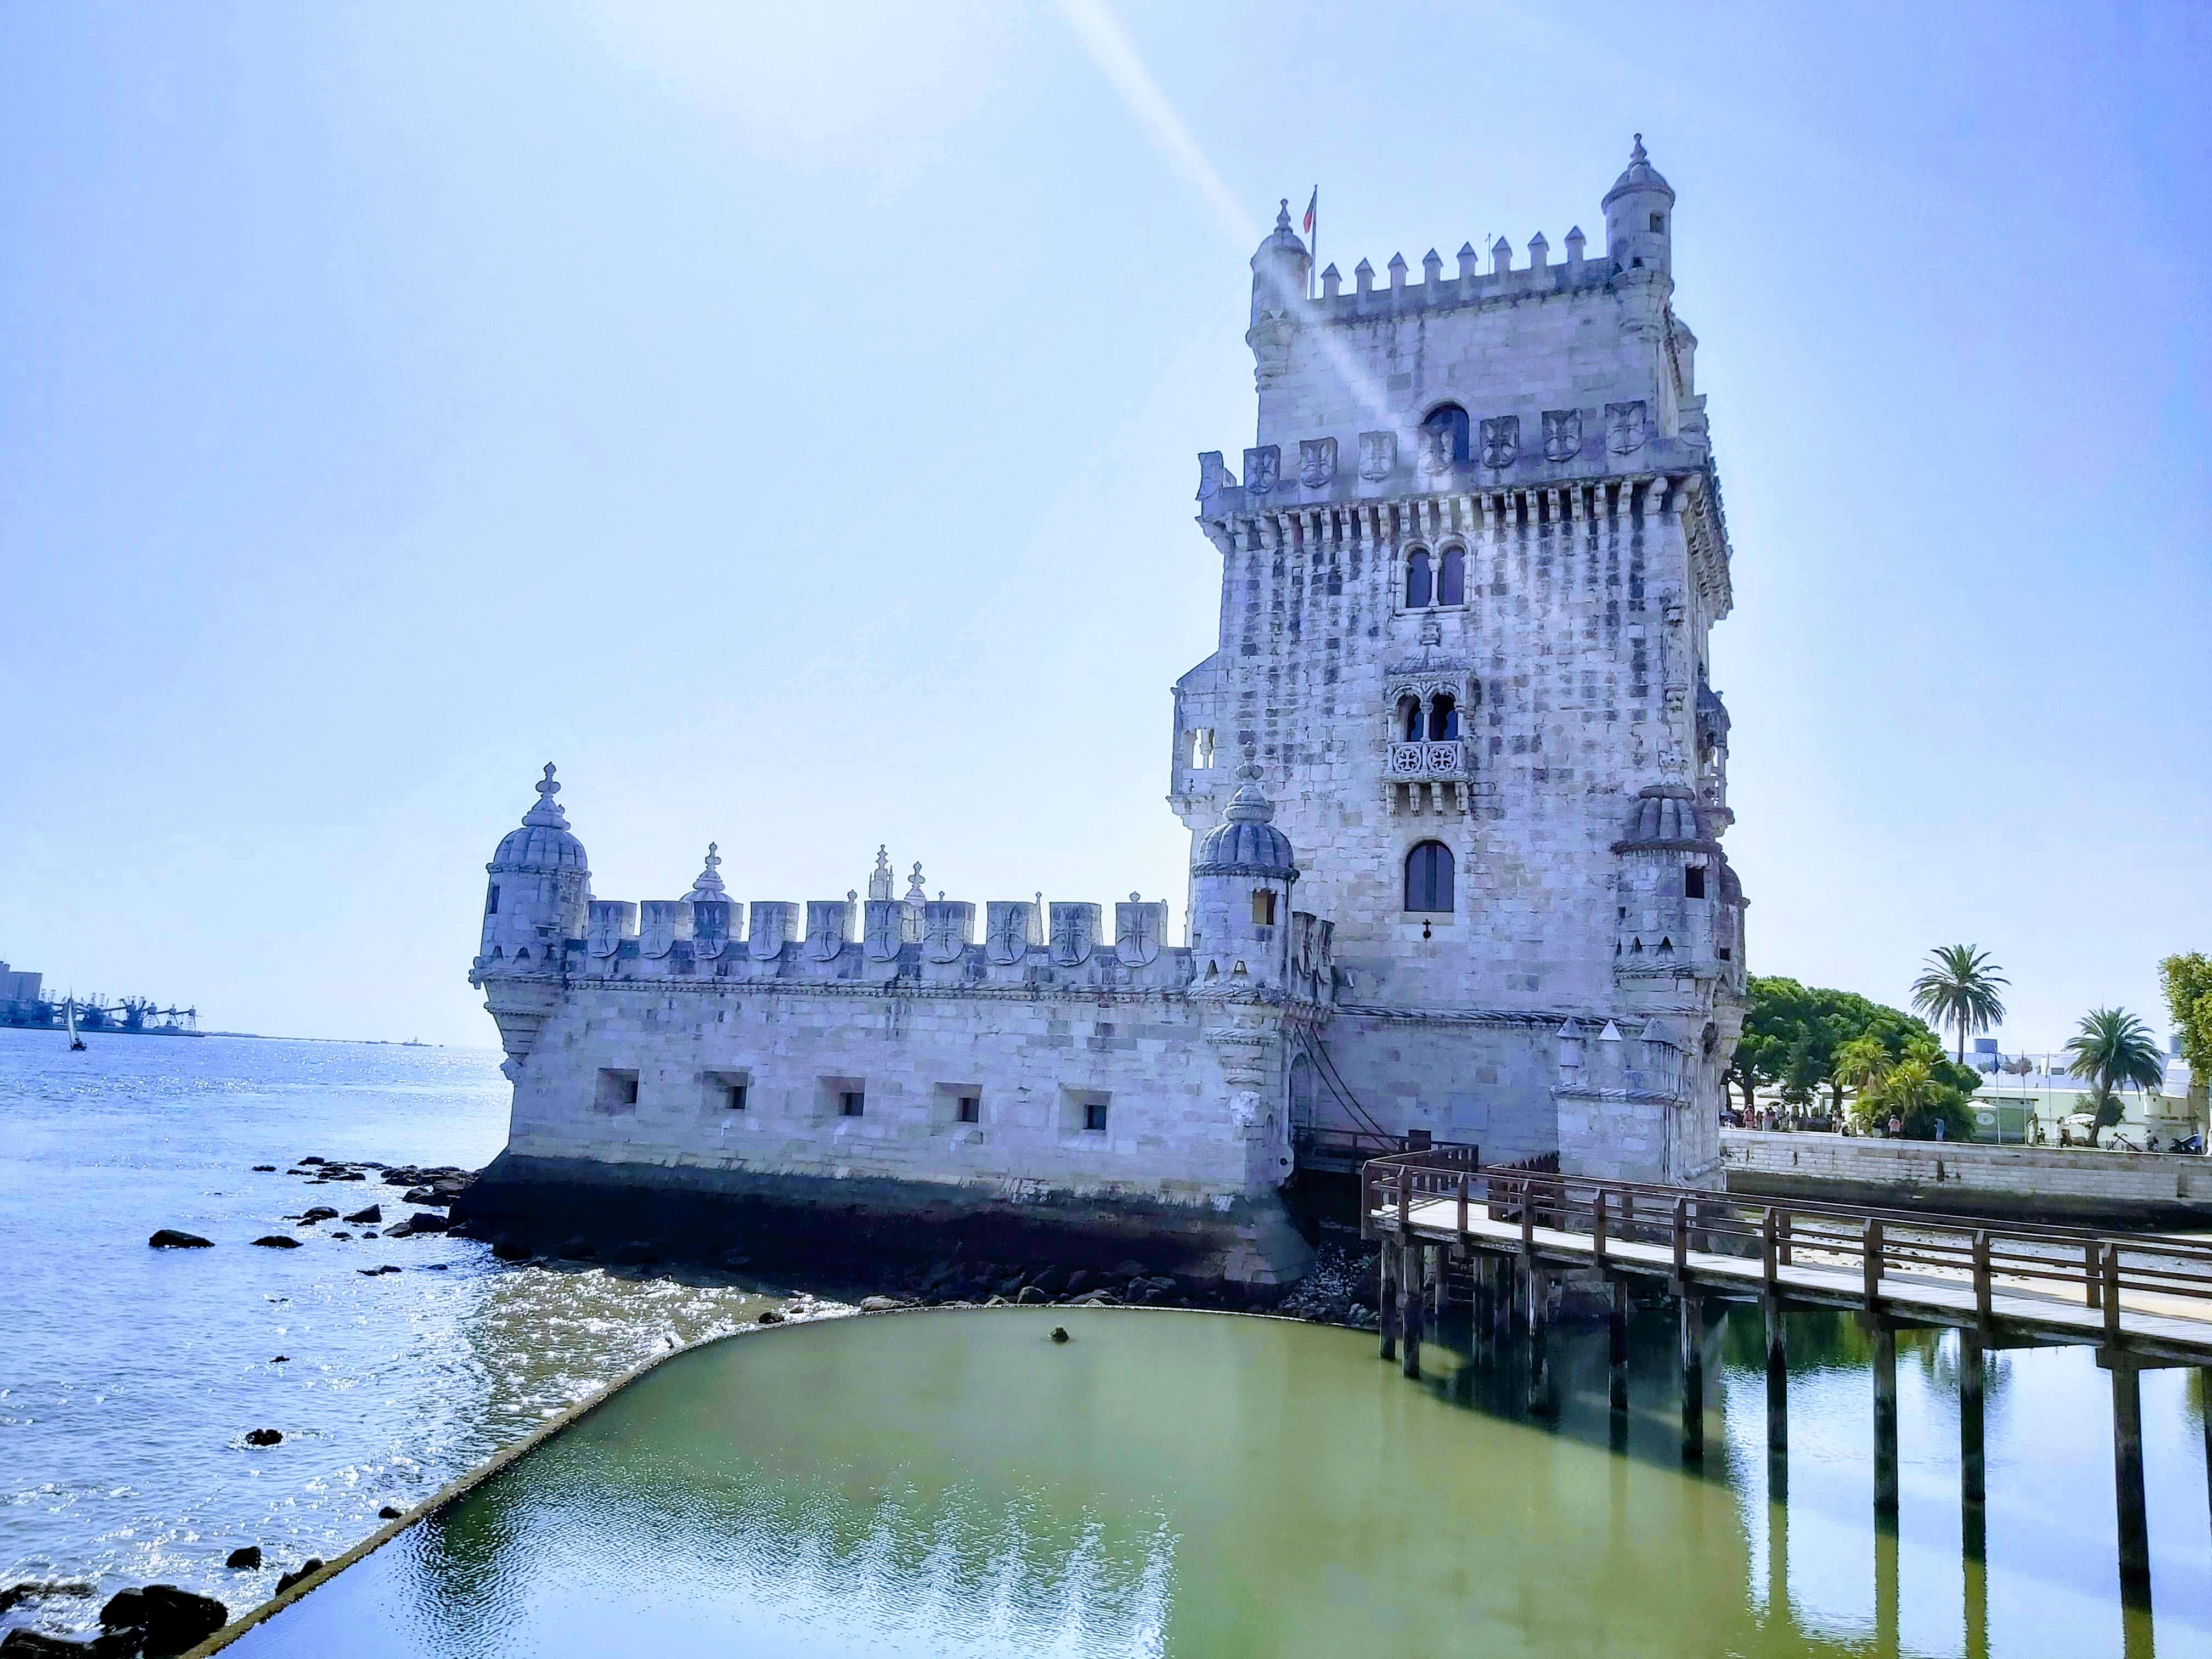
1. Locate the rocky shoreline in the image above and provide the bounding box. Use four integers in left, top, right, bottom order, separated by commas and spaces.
11, 1154, 1391, 1656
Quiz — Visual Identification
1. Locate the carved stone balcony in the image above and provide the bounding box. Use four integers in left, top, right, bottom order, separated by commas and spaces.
1385, 740, 1472, 815
1387, 740, 1468, 780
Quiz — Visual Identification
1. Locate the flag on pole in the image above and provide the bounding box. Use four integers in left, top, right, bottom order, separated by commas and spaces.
1302, 187, 1317, 238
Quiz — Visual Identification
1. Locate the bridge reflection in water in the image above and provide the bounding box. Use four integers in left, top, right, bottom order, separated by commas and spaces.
1368, 1152, 2212, 1656
209, 1301, 2207, 1658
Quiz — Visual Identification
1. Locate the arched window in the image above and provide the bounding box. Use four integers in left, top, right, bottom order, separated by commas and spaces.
1398, 694, 1423, 741
1422, 403, 1470, 464
1404, 549, 1432, 608
1404, 840, 1454, 913
1437, 546, 1465, 606
1429, 693, 1458, 740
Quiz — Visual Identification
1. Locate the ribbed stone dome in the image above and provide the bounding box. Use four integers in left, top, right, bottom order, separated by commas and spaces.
1193, 769, 1297, 879
1612, 783, 1716, 851
490, 764, 589, 874
1602, 134, 1674, 206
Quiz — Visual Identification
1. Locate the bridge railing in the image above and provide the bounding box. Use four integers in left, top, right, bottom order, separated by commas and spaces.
1362, 1157, 2212, 1332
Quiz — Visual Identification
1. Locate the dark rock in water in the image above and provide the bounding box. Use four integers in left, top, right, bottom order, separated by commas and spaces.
489, 1239, 532, 1262
272, 1561, 323, 1596
250, 1235, 302, 1250
244, 1428, 283, 1446
100, 1583, 229, 1654
0, 1583, 93, 1616
0, 1628, 119, 1655
343, 1205, 381, 1224
756, 1308, 785, 1324
147, 1230, 212, 1250
251, 1165, 276, 1172
300, 1207, 339, 1223
223, 1547, 262, 1571
1049, 1327, 1070, 1344
607, 1241, 660, 1266
857, 1296, 903, 1313
1015, 1285, 1048, 1305
557, 1237, 597, 1260
377, 1505, 403, 1520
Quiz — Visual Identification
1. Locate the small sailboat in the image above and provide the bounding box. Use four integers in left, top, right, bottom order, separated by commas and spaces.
66, 998, 87, 1052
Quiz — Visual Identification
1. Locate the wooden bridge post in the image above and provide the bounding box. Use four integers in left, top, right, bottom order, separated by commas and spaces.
1609, 1279, 1630, 1415
2111, 1359, 2151, 1601
1764, 1293, 1788, 1482
1679, 1291, 1705, 1461
1959, 1329, 1987, 1561
1378, 1235, 1398, 1363
1526, 1260, 1553, 1416
1400, 1240, 1425, 1380
1872, 1320, 1899, 1523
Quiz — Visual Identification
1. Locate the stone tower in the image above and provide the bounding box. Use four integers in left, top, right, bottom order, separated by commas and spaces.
1172, 140, 1746, 1184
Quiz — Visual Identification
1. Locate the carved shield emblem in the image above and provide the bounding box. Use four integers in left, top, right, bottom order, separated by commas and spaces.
1115, 899, 1164, 967
1542, 410, 1582, 463
1242, 445, 1279, 496
1480, 415, 1519, 469
923, 901, 972, 964
1358, 430, 1396, 482
986, 901, 1031, 964
748, 901, 794, 961
1607, 400, 1647, 455
804, 900, 848, 962
1418, 422, 1454, 479
862, 899, 902, 961
1195, 450, 1234, 501
1297, 437, 1336, 490
1049, 902, 1097, 967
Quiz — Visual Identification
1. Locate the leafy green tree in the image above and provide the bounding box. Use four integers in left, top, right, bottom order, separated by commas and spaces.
2160, 953, 2211, 1100
1910, 944, 2010, 1064
2063, 1007, 2166, 1147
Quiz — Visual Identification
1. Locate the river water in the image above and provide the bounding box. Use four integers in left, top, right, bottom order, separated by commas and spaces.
0, 1028, 777, 1643
4, 1030, 2209, 1655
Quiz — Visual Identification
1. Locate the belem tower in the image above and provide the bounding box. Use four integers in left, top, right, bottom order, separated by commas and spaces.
461, 140, 1746, 1286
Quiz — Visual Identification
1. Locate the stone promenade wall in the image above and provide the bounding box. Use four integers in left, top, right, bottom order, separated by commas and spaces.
1721, 1129, 2212, 1226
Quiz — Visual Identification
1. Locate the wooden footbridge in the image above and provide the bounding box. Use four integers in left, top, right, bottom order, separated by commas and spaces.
1363, 1148, 2212, 1602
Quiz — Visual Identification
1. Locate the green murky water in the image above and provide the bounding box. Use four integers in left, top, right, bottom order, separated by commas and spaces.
220, 1306, 2208, 1657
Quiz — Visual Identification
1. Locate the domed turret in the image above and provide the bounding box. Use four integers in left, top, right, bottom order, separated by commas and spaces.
1189, 768, 1298, 987
1601, 134, 1674, 275
1249, 198, 1312, 329
480, 764, 591, 963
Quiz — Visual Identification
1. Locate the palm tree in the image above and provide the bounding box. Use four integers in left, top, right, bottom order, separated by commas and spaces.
2063, 1008, 2166, 1148
1911, 945, 2010, 1064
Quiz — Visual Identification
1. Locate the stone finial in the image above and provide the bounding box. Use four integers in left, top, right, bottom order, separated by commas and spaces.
522, 763, 568, 828
1353, 257, 1374, 296
1490, 234, 1513, 275
686, 842, 729, 901
1320, 262, 1341, 300
1527, 232, 1549, 269
1421, 249, 1442, 285
1457, 242, 1479, 280
1386, 252, 1408, 290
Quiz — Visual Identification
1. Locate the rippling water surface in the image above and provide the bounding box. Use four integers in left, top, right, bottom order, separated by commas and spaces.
0, 1028, 777, 1641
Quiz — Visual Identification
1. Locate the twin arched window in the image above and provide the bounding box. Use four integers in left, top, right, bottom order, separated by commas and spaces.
1404, 546, 1466, 608
1397, 692, 1459, 742
1404, 840, 1455, 913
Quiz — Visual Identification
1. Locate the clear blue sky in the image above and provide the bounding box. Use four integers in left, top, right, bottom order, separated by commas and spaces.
3, 2, 2205, 1049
